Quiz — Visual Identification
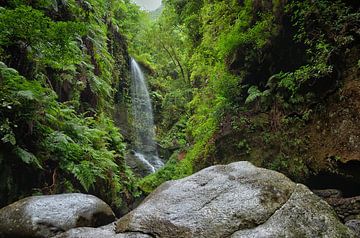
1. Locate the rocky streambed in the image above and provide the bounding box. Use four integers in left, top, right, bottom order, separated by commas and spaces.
0, 162, 358, 238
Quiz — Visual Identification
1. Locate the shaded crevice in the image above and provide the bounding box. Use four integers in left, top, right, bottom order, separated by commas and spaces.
306, 169, 360, 198
198, 191, 223, 211
197, 177, 215, 187
123, 230, 157, 238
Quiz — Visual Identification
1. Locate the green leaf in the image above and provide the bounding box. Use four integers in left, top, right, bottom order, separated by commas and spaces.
1, 132, 16, 145
17, 90, 35, 100
68, 161, 96, 191
245, 86, 262, 104
13, 147, 43, 169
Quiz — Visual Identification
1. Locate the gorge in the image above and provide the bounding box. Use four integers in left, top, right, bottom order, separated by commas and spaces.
0, 0, 359, 237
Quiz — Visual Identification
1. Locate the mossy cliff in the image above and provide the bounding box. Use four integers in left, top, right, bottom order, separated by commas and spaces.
136, 0, 360, 193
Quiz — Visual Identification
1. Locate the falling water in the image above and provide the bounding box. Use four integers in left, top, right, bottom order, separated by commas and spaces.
130, 58, 163, 174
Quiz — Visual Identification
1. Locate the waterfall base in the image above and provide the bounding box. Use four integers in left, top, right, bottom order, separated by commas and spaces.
125, 151, 164, 177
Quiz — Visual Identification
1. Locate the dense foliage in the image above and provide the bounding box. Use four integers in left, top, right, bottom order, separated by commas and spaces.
0, 0, 142, 210
134, 0, 359, 193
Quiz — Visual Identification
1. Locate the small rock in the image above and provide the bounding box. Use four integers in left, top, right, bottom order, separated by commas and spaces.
323, 196, 360, 222
0, 193, 115, 238
312, 189, 343, 198
346, 220, 360, 237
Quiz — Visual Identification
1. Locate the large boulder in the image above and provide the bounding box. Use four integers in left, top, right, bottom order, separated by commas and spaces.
232, 184, 352, 237
116, 161, 355, 237
0, 193, 115, 238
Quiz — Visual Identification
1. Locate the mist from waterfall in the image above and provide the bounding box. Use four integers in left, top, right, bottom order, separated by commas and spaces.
130, 58, 163, 174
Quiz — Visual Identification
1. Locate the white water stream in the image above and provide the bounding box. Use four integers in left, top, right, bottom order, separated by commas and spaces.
130, 58, 163, 174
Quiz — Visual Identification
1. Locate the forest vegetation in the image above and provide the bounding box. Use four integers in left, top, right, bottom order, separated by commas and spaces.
0, 0, 359, 215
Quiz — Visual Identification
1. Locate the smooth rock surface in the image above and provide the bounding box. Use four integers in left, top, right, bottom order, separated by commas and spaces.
54, 223, 151, 238
116, 161, 354, 238
0, 193, 115, 238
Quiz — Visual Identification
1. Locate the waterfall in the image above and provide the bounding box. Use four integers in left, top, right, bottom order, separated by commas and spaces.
130, 58, 163, 174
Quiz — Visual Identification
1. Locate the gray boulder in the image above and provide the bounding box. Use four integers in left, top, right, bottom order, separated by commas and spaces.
0, 193, 115, 238
232, 184, 352, 237
116, 161, 354, 238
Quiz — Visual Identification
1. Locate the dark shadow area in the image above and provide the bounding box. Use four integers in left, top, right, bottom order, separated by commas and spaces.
306, 161, 360, 197
229, 14, 308, 90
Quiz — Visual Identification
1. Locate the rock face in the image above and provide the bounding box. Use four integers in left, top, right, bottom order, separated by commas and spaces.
116, 161, 354, 238
0, 193, 115, 238
54, 223, 151, 238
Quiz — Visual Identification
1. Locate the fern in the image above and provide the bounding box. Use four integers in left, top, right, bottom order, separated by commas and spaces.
13, 147, 43, 169
16, 90, 35, 100
0, 0, 139, 209
68, 161, 97, 191
245, 86, 262, 104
